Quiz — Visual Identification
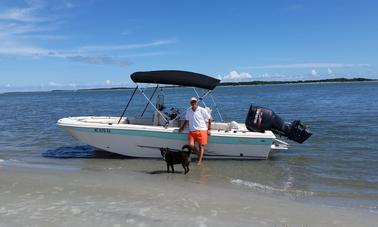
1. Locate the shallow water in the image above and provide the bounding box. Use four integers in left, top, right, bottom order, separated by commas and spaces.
1, 82, 378, 211
2, 166, 376, 227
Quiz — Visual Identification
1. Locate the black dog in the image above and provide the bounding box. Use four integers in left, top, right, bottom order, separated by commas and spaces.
160, 145, 193, 174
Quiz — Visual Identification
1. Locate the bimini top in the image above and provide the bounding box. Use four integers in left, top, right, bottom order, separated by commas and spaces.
130, 70, 221, 90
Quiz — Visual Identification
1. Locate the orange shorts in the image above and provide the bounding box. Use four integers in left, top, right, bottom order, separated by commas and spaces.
188, 130, 208, 145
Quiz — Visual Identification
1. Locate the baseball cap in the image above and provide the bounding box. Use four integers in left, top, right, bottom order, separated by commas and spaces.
190, 97, 198, 102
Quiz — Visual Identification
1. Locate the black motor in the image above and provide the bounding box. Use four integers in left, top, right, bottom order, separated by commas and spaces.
245, 104, 312, 144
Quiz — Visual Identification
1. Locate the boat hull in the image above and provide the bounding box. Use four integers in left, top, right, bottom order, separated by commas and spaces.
58, 117, 276, 160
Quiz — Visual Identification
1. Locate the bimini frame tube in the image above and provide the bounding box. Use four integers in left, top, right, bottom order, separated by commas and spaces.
193, 88, 208, 108
117, 86, 138, 124
209, 93, 224, 122
192, 88, 223, 122
118, 84, 222, 126
136, 84, 169, 125
140, 85, 159, 117
171, 88, 213, 122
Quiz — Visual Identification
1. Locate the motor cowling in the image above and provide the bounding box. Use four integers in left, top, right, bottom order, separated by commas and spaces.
245, 104, 312, 144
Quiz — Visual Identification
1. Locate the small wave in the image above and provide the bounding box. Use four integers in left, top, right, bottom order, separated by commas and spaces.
230, 178, 315, 197
359, 205, 378, 210
0, 159, 79, 171
283, 176, 294, 190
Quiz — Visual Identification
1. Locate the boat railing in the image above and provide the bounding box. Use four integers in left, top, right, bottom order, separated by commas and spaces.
77, 117, 125, 124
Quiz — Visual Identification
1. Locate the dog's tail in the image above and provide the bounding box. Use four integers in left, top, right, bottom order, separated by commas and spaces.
182, 145, 192, 156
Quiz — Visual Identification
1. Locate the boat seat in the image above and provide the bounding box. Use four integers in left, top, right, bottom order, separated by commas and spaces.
153, 111, 168, 126
211, 122, 229, 130
211, 122, 240, 131
168, 119, 179, 127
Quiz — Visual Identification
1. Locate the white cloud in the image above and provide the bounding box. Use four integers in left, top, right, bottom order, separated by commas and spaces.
78, 40, 174, 52
121, 51, 173, 57
0, 23, 46, 36
63, 0, 74, 9
256, 73, 271, 78
6, 84, 11, 87
0, 2, 173, 69
105, 80, 111, 85
49, 81, 60, 86
311, 69, 318, 76
0, 1, 45, 22
19, 34, 70, 40
219, 71, 296, 81
66, 55, 131, 68
0, 1, 66, 57
242, 63, 371, 69
0, 46, 48, 56
222, 71, 252, 81
327, 68, 333, 75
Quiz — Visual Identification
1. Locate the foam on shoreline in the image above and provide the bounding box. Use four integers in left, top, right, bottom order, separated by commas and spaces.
230, 178, 315, 196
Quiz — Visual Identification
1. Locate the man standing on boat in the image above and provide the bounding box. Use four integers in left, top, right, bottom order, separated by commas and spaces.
179, 97, 211, 165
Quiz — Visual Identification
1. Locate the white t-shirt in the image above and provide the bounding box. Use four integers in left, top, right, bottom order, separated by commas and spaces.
185, 106, 211, 131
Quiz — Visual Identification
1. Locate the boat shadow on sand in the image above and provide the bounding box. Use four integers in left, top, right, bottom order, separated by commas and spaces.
42, 145, 130, 159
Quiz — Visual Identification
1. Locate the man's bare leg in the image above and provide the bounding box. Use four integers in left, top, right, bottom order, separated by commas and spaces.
197, 145, 205, 165
189, 141, 195, 154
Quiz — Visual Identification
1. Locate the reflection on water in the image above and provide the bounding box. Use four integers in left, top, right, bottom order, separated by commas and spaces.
42, 145, 128, 159
195, 165, 210, 185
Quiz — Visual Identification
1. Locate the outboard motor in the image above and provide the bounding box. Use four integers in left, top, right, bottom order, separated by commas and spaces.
245, 104, 312, 144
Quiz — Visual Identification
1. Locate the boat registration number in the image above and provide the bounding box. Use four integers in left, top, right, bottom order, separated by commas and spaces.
94, 128, 111, 133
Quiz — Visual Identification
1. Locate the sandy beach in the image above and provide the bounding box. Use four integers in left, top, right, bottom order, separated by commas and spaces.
1, 163, 377, 227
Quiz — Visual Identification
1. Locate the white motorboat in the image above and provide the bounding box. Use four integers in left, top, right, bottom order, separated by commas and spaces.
58, 70, 311, 159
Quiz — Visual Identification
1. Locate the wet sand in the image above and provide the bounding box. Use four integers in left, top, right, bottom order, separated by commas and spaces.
0, 165, 377, 227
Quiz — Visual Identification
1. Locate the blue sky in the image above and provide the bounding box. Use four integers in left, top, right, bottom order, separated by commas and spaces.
0, 0, 377, 91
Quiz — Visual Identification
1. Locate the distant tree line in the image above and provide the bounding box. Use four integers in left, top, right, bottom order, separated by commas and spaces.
219, 77, 374, 86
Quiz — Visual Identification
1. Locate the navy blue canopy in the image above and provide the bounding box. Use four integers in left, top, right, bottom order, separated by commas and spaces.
130, 70, 220, 90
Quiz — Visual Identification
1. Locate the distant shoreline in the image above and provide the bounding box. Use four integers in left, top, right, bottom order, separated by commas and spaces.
1, 77, 377, 94
218, 77, 376, 87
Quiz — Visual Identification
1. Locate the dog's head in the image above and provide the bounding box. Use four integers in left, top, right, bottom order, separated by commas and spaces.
160, 147, 168, 158
181, 145, 193, 155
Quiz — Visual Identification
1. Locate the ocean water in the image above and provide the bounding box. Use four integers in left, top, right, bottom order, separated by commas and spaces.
0, 82, 378, 210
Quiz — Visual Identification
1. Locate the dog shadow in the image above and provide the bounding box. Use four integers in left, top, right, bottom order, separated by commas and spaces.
144, 170, 184, 175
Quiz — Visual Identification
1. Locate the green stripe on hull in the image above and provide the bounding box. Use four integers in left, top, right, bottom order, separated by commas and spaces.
73, 127, 273, 145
